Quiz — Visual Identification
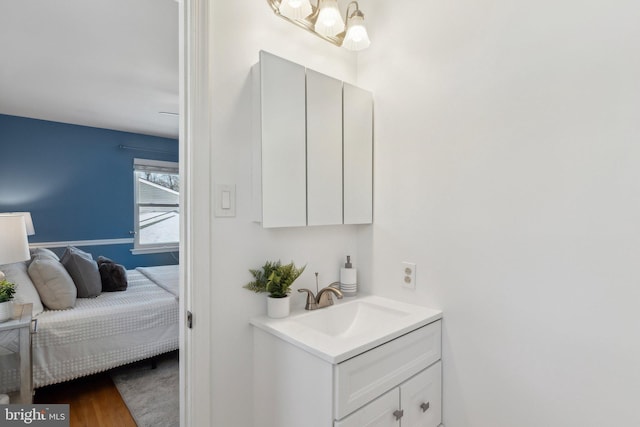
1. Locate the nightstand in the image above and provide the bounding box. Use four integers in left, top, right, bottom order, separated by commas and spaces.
0, 303, 35, 404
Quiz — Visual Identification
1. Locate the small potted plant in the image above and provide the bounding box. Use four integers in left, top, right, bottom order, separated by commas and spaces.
244, 260, 306, 318
0, 280, 16, 322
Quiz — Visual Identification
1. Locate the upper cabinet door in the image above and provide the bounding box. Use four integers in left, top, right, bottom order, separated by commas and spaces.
306, 69, 343, 226
259, 51, 307, 228
343, 83, 373, 225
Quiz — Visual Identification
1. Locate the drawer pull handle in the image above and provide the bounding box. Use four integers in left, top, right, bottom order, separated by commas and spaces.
420, 402, 430, 412
393, 409, 404, 421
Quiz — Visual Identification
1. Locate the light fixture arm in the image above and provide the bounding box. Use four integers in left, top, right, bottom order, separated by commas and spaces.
308, 0, 321, 21
344, 1, 363, 22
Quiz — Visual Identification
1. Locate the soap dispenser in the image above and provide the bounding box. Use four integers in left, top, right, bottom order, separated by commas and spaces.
339, 255, 357, 297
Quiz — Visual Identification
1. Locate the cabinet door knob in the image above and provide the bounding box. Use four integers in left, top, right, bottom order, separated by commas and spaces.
420, 402, 430, 412
393, 409, 404, 421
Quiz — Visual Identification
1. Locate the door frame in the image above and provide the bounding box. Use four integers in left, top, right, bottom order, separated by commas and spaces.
179, 0, 212, 425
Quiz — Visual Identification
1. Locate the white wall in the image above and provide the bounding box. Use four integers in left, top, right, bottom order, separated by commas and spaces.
206, 3, 362, 426
359, 0, 640, 426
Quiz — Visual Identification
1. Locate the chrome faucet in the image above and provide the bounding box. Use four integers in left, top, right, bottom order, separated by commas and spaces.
298, 275, 344, 310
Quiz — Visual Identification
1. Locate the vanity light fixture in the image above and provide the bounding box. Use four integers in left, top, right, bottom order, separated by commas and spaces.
266, 0, 371, 51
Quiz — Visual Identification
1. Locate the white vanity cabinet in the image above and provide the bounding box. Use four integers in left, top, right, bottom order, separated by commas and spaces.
335, 362, 442, 427
252, 319, 443, 427
253, 51, 373, 228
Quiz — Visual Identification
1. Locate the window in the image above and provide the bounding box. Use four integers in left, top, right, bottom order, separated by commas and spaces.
133, 158, 180, 254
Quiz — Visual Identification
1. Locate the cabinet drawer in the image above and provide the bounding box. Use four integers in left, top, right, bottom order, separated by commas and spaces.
334, 320, 441, 420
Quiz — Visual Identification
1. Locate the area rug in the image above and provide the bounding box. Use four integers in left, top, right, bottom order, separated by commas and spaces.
110, 352, 179, 427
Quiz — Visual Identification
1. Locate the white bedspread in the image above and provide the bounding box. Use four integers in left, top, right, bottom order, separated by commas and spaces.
0, 267, 179, 391
137, 265, 179, 298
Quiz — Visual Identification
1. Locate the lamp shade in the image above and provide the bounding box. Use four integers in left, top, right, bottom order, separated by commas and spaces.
0, 215, 30, 265
342, 13, 370, 50
315, 0, 345, 37
0, 212, 35, 236
279, 0, 312, 20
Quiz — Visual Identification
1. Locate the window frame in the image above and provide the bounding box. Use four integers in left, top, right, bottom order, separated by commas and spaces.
132, 158, 180, 255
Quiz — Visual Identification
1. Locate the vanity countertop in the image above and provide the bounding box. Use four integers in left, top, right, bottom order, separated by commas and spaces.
250, 295, 442, 363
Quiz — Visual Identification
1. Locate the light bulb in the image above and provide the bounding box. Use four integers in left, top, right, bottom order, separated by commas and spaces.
279, 0, 312, 21
315, 0, 345, 37
342, 13, 370, 50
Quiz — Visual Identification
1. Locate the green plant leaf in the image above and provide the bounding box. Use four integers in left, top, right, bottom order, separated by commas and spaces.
243, 260, 306, 298
0, 280, 16, 303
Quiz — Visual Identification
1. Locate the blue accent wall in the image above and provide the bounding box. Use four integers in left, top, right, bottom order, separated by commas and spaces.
0, 114, 179, 269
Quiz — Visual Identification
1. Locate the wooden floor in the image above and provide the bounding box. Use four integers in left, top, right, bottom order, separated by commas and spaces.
34, 373, 137, 427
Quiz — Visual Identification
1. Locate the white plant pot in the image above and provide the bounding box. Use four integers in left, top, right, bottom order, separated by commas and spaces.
267, 295, 290, 319
0, 301, 12, 323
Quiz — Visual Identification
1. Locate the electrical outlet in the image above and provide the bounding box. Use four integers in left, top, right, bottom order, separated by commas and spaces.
401, 262, 416, 289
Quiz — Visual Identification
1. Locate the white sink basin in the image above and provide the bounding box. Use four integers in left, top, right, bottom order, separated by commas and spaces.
250, 295, 442, 363
294, 300, 409, 338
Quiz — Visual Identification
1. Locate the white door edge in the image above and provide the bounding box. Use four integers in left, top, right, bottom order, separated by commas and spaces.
180, 0, 213, 425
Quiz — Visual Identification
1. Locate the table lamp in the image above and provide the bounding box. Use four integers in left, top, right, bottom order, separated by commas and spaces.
0, 212, 35, 236
0, 215, 31, 281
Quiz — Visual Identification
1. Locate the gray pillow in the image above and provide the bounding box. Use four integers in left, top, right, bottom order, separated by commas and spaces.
29, 248, 60, 262
60, 247, 101, 298
0, 261, 45, 316
28, 258, 77, 310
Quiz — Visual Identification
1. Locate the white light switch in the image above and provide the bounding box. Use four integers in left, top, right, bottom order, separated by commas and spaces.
222, 191, 231, 209
215, 184, 236, 217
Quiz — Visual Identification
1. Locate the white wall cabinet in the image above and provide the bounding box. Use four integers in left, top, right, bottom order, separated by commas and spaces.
307, 69, 343, 226
253, 320, 443, 427
343, 83, 374, 225
254, 50, 307, 228
254, 51, 373, 228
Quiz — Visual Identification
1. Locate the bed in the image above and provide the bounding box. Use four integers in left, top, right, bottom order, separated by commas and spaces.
0, 264, 179, 392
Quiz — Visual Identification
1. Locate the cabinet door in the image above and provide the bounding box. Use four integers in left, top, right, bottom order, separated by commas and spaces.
335, 388, 399, 427
306, 69, 343, 226
259, 51, 307, 228
343, 83, 373, 225
401, 362, 442, 427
